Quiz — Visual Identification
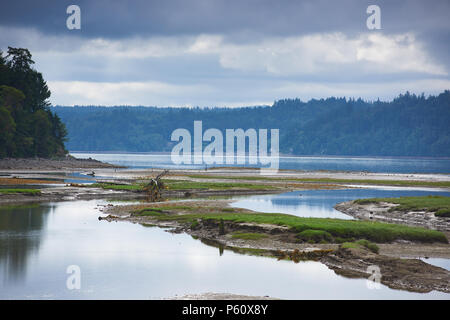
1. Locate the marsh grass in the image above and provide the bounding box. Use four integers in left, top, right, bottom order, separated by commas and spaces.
297, 229, 333, 243
88, 180, 278, 192
0, 188, 41, 195
341, 239, 380, 253
162, 179, 278, 190
187, 175, 450, 188
135, 207, 448, 243
89, 183, 144, 191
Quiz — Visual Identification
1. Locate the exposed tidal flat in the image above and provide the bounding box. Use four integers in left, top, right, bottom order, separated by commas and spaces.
0, 157, 450, 299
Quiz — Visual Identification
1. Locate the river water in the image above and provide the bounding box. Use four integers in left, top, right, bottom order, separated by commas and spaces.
1, 154, 449, 299
1, 194, 449, 299
231, 188, 450, 219
71, 152, 450, 174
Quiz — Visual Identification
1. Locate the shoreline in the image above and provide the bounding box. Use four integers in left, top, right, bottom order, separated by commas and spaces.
0, 156, 124, 170
1, 164, 450, 295
335, 200, 450, 233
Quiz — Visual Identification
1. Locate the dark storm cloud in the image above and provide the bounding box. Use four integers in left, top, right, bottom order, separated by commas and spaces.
1, 0, 448, 39
1, 0, 449, 106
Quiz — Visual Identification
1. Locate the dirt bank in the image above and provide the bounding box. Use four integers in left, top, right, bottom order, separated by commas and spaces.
0, 185, 146, 205
321, 247, 449, 293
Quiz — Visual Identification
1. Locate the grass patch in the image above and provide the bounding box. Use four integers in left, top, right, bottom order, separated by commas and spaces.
435, 208, 450, 217
187, 175, 450, 188
297, 229, 333, 243
134, 208, 166, 216
89, 183, 144, 191
142, 210, 447, 243
141, 223, 158, 228
341, 239, 379, 254
163, 179, 278, 190
190, 220, 200, 229
355, 195, 450, 217
231, 232, 268, 240
151, 205, 194, 211
340, 242, 359, 249
0, 188, 41, 195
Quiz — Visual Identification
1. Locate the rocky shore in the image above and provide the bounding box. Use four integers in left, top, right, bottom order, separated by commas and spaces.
335, 200, 450, 232
0, 155, 123, 170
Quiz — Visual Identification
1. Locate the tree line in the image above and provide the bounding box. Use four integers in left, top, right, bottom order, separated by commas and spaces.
0, 47, 67, 158
53, 91, 450, 157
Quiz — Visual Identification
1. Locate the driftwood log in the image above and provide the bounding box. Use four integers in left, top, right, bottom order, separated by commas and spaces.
143, 170, 169, 201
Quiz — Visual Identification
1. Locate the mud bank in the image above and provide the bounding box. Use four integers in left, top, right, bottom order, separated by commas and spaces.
321, 247, 449, 293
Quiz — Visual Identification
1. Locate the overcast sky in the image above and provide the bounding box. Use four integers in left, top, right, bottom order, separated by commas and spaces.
1, 0, 449, 107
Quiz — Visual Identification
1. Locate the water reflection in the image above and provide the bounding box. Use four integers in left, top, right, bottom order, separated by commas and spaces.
231, 188, 450, 219
0, 200, 448, 299
0, 204, 51, 283
420, 258, 450, 271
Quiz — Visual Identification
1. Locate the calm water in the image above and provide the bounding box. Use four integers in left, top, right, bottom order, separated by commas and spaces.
1, 195, 449, 299
231, 188, 450, 219
71, 152, 450, 174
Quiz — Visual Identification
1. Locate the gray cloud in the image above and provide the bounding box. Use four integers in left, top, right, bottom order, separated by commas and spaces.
1, 0, 449, 38
1, 0, 449, 106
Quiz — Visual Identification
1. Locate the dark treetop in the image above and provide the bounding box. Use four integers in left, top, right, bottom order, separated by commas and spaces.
0, 47, 67, 158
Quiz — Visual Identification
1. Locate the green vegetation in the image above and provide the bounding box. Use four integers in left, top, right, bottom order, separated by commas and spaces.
134, 207, 447, 243
0, 188, 41, 195
231, 232, 268, 240
88, 180, 277, 192
190, 220, 200, 229
187, 175, 450, 188
89, 183, 144, 191
141, 223, 157, 228
137, 209, 166, 217
435, 209, 450, 217
341, 240, 380, 254
354, 195, 450, 217
0, 47, 67, 158
54, 91, 450, 157
297, 229, 333, 243
163, 179, 277, 190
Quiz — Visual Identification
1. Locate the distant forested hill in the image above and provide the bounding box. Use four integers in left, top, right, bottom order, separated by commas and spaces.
53, 91, 450, 157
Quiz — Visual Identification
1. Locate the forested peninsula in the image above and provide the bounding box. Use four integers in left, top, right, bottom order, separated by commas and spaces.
0, 47, 67, 158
